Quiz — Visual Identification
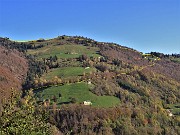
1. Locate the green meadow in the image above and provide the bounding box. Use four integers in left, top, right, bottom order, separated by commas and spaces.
28, 44, 101, 59
166, 104, 180, 115
34, 83, 120, 108
43, 67, 96, 80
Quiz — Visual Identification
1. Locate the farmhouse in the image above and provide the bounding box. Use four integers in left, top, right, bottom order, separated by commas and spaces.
83, 101, 92, 105
85, 67, 90, 69
87, 79, 91, 84
166, 109, 173, 117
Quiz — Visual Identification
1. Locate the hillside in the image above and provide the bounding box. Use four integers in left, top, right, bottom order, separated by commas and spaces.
0, 36, 180, 135
0, 39, 28, 104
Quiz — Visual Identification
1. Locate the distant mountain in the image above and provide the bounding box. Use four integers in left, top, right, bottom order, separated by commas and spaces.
0, 36, 179, 135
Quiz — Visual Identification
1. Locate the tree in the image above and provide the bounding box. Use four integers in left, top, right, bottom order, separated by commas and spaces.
59, 93, 62, 98
79, 54, 88, 62
69, 97, 77, 103
0, 91, 52, 134
52, 95, 57, 102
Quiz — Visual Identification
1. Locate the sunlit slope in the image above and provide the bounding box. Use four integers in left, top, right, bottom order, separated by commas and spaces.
24, 36, 179, 113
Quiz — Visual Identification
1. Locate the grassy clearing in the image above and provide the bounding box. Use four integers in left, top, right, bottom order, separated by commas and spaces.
34, 83, 120, 108
171, 58, 180, 63
28, 44, 101, 59
166, 104, 180, 115
42, 67, 96, 80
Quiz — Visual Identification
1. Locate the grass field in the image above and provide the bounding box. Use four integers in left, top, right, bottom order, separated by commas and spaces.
166, 104, 180, 115
28, 44, 101, 59
171, 58, 180, 63
42, 67, 96, 80
34, 83, 120, 108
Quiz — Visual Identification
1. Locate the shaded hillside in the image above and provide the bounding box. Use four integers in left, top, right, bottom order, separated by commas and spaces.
0, 43, 28, 103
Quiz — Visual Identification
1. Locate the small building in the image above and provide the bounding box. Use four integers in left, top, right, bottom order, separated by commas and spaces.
169, 112, 173, 117
83, 101, 92, 105
166, 109, 173, 117
87, 79, 91, 85
85, 67, 90, 69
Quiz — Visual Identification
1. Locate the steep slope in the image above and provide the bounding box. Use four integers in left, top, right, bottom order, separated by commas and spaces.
0, 40, 28, 104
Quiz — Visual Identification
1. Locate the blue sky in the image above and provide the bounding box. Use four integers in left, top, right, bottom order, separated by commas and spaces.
0, 0, 179, 54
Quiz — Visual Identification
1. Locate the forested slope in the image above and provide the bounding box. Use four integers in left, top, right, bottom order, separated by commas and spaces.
0, 36, 179, 135
0, 40, 28, 103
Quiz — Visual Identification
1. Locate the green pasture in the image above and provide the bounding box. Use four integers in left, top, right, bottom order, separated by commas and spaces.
171, 58, 180, 63
34, 83, 120, 108
28, 44, 100, 59
166, 104, 180, 115
42, 66, 96, 80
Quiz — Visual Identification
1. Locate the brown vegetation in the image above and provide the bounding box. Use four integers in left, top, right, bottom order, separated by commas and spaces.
0, 46, 28, 103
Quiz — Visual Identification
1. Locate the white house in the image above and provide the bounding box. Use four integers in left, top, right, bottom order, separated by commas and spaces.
166, 109, 173, 117
169, 112, 173, 117
85, 67, 90, 69
83, 101, 92, 105
87, 79, 91, 85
